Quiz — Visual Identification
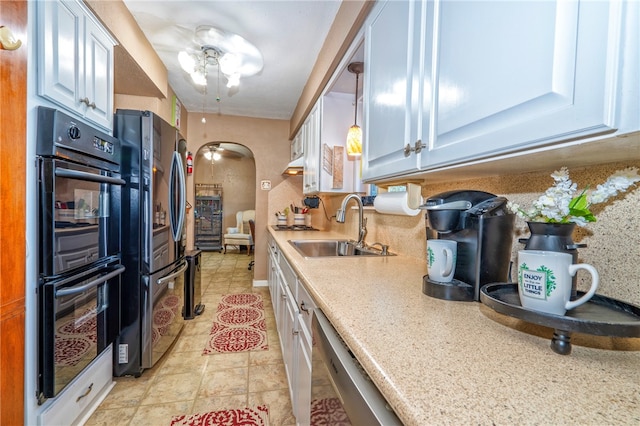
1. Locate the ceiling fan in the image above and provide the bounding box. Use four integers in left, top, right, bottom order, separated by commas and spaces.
203, 143, 243, 161
178, 25, 263, 89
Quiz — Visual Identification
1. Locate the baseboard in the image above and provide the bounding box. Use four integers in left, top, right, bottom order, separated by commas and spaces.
253, 279, 268, 287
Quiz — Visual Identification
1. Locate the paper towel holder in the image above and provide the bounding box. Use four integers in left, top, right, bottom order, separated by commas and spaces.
375, 182, 423, 210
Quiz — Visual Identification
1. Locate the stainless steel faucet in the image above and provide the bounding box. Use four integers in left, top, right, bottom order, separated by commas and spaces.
336, 193, 367, 248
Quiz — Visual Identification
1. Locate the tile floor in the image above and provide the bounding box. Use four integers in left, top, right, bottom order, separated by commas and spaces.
85, 251, 295, 425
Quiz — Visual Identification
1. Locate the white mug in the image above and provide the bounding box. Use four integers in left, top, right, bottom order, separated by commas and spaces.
427, 240, 457, 283
517, 250, 599, 315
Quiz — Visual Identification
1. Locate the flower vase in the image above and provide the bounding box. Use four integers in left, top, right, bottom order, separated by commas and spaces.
522, 222, 586, 298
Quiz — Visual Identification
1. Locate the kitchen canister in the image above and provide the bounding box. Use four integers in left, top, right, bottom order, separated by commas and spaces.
293, 213, 305, 226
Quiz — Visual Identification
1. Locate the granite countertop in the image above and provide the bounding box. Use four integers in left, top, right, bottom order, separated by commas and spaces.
268, 228, 640, 425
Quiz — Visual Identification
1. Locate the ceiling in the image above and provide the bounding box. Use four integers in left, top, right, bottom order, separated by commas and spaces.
121, 0, 344, 120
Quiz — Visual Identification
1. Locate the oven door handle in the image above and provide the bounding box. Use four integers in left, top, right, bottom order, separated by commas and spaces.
156, 260, 188, 286
55, 265, 125, 298
55, 168, 126, 185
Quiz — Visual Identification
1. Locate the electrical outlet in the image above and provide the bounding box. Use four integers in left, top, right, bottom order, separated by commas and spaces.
118, 344, 128, 364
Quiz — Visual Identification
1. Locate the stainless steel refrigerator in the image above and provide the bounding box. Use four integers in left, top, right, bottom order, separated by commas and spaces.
113, 110, 187, 376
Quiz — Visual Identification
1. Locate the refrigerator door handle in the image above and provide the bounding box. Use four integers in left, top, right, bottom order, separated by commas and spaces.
156, 260, 188, 285
169, 151, 186, 242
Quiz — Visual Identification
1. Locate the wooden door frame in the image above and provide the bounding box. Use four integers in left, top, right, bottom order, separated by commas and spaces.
0, 1, 27, 424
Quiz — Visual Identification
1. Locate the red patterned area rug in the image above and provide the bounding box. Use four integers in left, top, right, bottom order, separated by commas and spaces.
170, 405, 269, 426
203, 293, 268, 354
310, 398, 351, 426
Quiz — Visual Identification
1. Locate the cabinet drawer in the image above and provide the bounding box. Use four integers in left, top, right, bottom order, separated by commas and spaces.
39, 346, 114, 425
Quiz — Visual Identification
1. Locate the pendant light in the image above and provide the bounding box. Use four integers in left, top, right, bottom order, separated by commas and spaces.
346, 62, 364, 156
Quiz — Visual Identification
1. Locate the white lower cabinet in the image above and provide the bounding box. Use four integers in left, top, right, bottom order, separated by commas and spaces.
38, 346, 114, 425
294, 278, 316, 426
295, 324, 313, 426
280, 278, 298, 407
267, 240, 315, 426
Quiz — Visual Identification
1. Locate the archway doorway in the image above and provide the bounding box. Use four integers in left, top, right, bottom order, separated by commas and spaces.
193, 142, 256, 251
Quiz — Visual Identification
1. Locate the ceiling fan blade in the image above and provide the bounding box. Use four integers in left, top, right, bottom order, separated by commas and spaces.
220, 150, 243, 159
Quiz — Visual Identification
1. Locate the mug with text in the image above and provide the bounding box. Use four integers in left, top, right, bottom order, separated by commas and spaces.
517, 250, 599, 315
427, 240, 457, 283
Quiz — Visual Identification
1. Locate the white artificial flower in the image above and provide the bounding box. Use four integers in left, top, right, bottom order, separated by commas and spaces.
588, 167, 640, 205
550, 167, 570, 182
506, 201, 520, 214
514, 167, 639, 227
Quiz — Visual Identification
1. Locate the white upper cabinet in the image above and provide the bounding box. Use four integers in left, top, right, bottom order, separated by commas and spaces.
363, 0, 424, 180
38, 0, 116, 132
302, 100, 321, 194
291, 131, 303, 161
362, 0, 638, 182
424, 0, 624, 168
298, 32, 366, 194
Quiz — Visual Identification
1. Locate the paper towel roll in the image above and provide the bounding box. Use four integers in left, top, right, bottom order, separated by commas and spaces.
373, 192, 422, 216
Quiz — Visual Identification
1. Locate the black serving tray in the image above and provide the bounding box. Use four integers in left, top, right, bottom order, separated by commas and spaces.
480, 283, 640, 355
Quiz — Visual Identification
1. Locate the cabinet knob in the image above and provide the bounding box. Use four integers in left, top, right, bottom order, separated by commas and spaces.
404, 140, 427, 157
79, 97, 96, 109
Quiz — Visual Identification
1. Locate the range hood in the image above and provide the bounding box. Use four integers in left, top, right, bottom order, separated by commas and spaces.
282, 156, 304, 176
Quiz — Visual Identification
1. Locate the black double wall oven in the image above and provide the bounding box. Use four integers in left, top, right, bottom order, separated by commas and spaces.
36, 107, 125, 403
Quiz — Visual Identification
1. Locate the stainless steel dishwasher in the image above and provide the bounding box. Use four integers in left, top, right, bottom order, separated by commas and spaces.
311, 309, 402, 425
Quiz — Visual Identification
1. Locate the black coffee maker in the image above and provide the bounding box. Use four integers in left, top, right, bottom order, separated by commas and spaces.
422, 190, 515, 301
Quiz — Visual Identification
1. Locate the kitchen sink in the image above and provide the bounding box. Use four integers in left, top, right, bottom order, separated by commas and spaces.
288, 239, 395, 258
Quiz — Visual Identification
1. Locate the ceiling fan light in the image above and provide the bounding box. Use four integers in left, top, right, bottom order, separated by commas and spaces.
212, 151, 222, 161
203, 150, 212, 160
178, 51, 197, 73
346, 125, 362, 156
226, 73, 240, 88
220, 52, 241, 75
191, 69, 207, 86
183, 24, 263, 96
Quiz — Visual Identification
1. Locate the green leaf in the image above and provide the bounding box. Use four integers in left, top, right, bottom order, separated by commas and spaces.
569, 193, 589, 210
